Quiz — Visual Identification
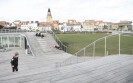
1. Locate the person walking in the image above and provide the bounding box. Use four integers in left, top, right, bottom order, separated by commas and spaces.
11, 53, 19, 72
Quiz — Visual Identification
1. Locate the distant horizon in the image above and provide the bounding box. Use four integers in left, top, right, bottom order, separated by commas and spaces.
0, 0, 133, 23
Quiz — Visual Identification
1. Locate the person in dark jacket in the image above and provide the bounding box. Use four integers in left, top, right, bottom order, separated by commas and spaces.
41, 34, 44, 38
11, 53, 19, 72
38, 33, 41, 37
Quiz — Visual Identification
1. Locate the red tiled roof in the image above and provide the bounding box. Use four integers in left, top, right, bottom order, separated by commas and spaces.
53, 20, 59, 24
0, 21, 6, 27
38, 22, 52, 27
20, 21, 29, 25
83, 20, 107, 26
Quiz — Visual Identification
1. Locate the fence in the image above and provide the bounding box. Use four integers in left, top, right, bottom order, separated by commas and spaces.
48, 30, 67, 52
0, 29, 27, 33
56, 32, 133, 67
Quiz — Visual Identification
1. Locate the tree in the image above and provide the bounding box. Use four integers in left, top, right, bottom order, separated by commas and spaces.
103, 25, 108, 30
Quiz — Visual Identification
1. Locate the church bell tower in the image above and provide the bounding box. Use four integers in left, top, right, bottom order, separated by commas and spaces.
46, 8, 53, 22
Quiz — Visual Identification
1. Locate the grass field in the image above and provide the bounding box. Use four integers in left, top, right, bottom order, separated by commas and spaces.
57, 33, 133, 56
56, 33, 108, 54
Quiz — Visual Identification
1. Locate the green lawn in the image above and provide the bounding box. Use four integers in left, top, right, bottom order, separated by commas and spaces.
56, 33, 108, 54
57, 33, 133, 56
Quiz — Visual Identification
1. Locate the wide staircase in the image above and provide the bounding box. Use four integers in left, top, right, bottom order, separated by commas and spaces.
0, 32, 133, 83
0, 52, 133, 83
25, 32, 72, 67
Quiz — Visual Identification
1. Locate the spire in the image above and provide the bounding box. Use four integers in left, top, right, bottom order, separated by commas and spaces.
47, 8, 51, 16
48, 8, 51, 13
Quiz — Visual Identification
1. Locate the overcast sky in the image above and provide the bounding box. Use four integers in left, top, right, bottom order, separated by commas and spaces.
0, 0, 133, 22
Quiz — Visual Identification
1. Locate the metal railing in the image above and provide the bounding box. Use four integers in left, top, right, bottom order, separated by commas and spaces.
0, 44, 7, 52
0, 29, 34, 56
21, 33, 35, 56
48, 30, 67, 52
56, 32, 133, 67
0, 29, 27, 33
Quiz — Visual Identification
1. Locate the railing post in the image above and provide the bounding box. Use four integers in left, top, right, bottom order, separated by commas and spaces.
60, 42, 62, 50
105, 37, 106, 56
119, 34, 120, 56
14, 37, 15, 47
93, 42, 95, 57
76, 53, 78, 63
66, 46, 67, 52
20, 35, 21, 48
84, 48, 86, 61
0, 36, 2, 46
7, 36, 9, 48
55, 37, 57, 42
53, 32, 54, 36
84, 48, 85, 57
107, 50, 108, 56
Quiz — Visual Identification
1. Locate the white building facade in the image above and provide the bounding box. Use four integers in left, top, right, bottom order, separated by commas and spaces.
21, 21, 39, 31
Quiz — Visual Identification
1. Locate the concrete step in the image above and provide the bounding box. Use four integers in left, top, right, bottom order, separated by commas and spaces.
50, 55, 133, 83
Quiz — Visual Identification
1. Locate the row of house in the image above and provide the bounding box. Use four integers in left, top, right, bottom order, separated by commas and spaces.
0, 20, 132, 32
109, 21, 132, 31
0, 21, 10, 28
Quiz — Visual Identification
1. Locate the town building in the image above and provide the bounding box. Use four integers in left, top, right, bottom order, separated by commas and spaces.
95, 21, 107, 31
59, 21, 82, 32
82, 20, 107, 31
118, 21, 132, 31
11, 20, 21, 29
52, 20, 59, 30
0, 21, 10, 28
20, 21, 29, 30
68, 20, 77, 24
110, 23, 119, 30
110, 21, 132, 31
38, 22, 52, 31
82, 20, 95, 31
106, 22, 113, 30
20, 21, 39, 31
